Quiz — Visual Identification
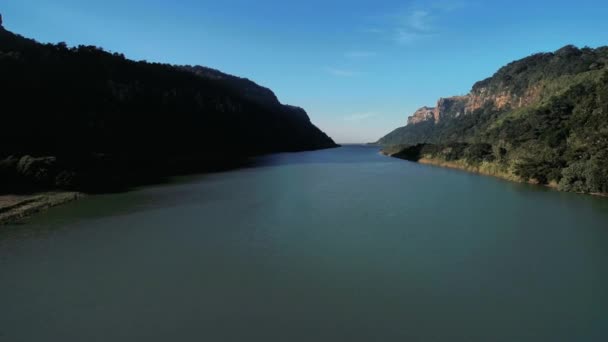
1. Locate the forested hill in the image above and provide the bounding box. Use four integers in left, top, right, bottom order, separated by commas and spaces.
0, 20, 337, 193
378, 45, 608, 195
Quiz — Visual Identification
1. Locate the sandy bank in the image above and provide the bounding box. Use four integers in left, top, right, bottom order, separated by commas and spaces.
0, 192, 83, 225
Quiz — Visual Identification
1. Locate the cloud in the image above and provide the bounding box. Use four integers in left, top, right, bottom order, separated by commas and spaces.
343, 112, 378, 122
395, 30, 434, 44
326, 67, 360, 77
406, 10, 432, 31
345, 51, 377, 58
392, 10, 436, 45
381, 1, 465, 45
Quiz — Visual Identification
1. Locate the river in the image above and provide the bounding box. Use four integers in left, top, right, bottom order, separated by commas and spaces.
1, 145, 607, 341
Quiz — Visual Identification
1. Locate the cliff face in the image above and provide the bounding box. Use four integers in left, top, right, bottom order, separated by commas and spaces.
407, 107, 435, 125
378, 45, 608, 195
0, 22, 337, 193
405, 86, 541, 126
433, 96, 468, 123
466, 83, 543, 113
400, 45, 608, 130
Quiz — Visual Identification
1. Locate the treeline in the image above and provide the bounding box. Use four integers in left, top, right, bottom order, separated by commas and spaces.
0, 25, 336, 193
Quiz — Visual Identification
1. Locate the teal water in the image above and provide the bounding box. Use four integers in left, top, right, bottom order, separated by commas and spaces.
1, 145, 608, 342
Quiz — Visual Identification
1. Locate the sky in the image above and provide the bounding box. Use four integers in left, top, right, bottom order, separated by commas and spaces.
3, 0, 608, 143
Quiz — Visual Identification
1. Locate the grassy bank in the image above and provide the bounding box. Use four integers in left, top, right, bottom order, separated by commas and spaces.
383, 148, 608, 198
417, 157, 519, 182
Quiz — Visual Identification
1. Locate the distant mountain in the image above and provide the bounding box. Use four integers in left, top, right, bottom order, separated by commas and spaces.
0, 19, 337, 193
378, 45, 608, 195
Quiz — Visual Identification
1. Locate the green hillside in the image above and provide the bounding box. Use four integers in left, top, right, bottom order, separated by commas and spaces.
0, 23, 337, 193
378, 45, 608, 195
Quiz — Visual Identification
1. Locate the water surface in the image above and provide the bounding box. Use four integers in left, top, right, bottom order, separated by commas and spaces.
1, 146, 607, 341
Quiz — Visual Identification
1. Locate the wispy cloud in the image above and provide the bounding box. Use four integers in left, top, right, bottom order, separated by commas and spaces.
406, 10, 433, 31
326, 67, 360, 77
345, 51, 377, 59
343, 112, 378, 122
378, 1, 465, 45
395, 30, 434, 44
392, 9, 437, 44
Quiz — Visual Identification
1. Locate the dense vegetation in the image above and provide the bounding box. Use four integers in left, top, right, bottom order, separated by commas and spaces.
0, 23, 336, 193
379, 45, 608, 195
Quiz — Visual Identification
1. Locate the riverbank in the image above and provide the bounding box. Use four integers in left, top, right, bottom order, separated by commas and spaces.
380, 149, 519, 182
0, 192, 83, 225
417, 157, 521, 182
382, 149, 608, 198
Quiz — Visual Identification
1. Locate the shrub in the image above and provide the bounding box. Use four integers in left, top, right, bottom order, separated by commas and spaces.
558, 158, 608, 193
464, 143, 495, 164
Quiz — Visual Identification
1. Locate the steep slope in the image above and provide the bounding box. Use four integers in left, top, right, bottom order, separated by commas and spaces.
0, 21, 337, 193
378, 45, 608, 195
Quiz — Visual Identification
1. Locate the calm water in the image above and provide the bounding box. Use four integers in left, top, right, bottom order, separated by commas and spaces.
1, 145, 608, 342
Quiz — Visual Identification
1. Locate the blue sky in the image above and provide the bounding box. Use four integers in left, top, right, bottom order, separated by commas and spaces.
4, 0, 608, 143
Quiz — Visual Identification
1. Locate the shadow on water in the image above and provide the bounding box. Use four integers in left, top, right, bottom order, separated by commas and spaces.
0, 146, 375, 238
3, 145, 607, 242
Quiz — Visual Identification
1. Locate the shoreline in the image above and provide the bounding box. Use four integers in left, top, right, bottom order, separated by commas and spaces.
382, 151, 608, 198
0, 192, 84, 225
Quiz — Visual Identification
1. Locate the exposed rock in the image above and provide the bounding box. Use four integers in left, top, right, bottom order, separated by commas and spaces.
407, 107, 435, 125
466, 84, 542, 114
405, 96, 468, 125
434, 96, 468, 123
405, 85, 542, 127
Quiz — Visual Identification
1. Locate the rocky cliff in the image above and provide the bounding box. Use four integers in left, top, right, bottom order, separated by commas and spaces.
403, 85, 542, 127
407, 107, 435, 125
0, 20, 337, 193
398, 45, 608, 130
378, 45, 608, 195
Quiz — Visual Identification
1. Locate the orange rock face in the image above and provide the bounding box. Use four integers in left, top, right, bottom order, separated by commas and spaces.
406, 84, 543, 126
466, 85, 542, 114
407, 107, 436, 125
